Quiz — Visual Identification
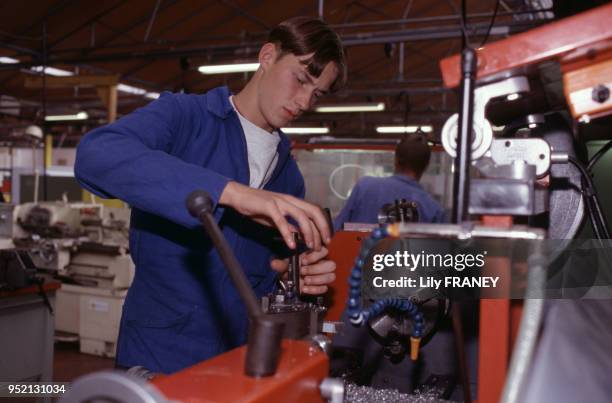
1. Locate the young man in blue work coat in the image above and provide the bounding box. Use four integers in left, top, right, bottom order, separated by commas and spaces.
75, 17, 345, 374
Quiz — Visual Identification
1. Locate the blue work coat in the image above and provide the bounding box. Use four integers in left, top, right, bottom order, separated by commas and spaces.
334, 174, 445, 230
75, 86, 305, 373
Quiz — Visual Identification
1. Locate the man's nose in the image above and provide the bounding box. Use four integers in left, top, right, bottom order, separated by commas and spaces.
295, 89, 312, 111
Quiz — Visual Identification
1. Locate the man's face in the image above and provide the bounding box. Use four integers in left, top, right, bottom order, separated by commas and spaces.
257, 45, 339, 130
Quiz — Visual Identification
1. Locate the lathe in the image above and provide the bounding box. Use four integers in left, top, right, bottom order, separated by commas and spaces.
61, 3, 612, 402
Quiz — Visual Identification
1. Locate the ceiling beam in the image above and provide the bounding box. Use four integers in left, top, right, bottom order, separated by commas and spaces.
219, 0, 271, 30
0, 20, 539, 69
24, 74, 119, 88
46, 1, 127, 50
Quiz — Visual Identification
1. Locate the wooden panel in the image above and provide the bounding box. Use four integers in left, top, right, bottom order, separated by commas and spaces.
24, 74, 119, 89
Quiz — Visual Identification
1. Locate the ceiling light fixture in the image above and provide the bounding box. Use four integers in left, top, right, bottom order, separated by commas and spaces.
315, 102, 385, 113
31, 65, 74, 77
281, 127, 329, 134
376, 125, 433, 134
0, 58, 160, 100
45, 111, 89, 121
198, 63, 260, 74
0, 56, 19, 64
118, 83, 146, 95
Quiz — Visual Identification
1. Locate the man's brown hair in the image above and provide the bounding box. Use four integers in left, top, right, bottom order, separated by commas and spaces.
395, 134, 431, 178
268, 16, 347, 92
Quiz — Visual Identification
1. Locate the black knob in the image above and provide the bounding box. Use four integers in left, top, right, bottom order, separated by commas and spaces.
592, 84, 610, 104
186, 190, 214, 219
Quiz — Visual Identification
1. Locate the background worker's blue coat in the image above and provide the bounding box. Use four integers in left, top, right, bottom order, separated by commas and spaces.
75, 86, 305, 374
334, 175, 445, 230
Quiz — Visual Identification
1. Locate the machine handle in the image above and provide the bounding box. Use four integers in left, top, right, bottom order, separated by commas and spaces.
187, 190, 263, 319
186, 190, 283, 377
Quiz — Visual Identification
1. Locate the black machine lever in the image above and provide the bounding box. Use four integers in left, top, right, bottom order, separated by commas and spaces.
273, 207, 333, 300
186, 190, 283, 378
287, 232, 300, 299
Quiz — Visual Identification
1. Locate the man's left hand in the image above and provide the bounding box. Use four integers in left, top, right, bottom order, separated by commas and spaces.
270, 247, 336, 295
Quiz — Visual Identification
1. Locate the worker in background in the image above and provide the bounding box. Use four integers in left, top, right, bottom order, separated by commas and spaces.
74, 17, 345, 374
331, 135, 455, 394
334, 134, 445, 230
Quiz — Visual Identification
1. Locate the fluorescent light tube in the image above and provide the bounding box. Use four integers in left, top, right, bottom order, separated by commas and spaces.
45, 167, 75, 177
118, 83, 146, 95
45, 111, 89, 121
376, 125, 433, 134
1, 57, 158, 100
315, 102, 385, 113
31, 66, 74, 76
2, 58, 74, 77
0, 56, 19, 64
198, 63, 260, 74
281, 127, 329, 134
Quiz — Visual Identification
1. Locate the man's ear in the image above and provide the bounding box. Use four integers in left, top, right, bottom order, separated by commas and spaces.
258, 42, 278, 71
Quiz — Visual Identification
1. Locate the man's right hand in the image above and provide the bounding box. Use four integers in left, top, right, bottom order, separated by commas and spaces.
219, 181, 331, 250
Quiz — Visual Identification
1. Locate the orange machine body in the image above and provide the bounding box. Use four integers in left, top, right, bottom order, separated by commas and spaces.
144, 231, 365, 403
478, 216, 523, 403
147, 226, 525, 403
437, 6, 612, 399
325, 230, 367, 322
152, 339, 328, 403
327, 225, 525, 403
439, 3, 612, 89
439, 3, 612, 122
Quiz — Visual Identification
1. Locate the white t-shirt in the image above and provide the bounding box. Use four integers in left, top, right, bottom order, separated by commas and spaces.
229, 96, 280, 189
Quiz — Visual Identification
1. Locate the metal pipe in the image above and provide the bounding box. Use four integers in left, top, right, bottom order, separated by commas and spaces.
42, 20, 48, 202
329, 9, 553, 30
306, 137, 400, 145
0, 41, 40, 56
398, 43, 405, 81
290, 233, 300, 298
338, 86, 451, 96
90, 22, 96, 48
143, 0, 161, 42
395, 222, 546, 240
340, 21, 533, 46
500, 247, 547, 403
452, 51, 475, 401
451, 48, 477, 223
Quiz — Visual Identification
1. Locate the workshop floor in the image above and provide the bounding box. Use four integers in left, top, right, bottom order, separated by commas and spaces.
53, 341, 115, 382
